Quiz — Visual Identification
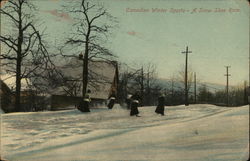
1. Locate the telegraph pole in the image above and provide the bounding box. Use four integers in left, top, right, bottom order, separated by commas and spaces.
244, 81, 247, 104
171, 79, 174, 105
141, 66, 144, 106
194, 72, 197, 104
181, 46, 192, 106
224, 66, 231, 106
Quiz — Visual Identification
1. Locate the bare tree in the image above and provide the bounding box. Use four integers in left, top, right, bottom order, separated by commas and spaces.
140, 63, 159, 105
120, 62, 159, 106
197, 84, 214, 103
145, 63, 158, 93
117, 63, 138, 102
62, 0, 117, 99
0, 0, 55, 111
177, 65, 194, 95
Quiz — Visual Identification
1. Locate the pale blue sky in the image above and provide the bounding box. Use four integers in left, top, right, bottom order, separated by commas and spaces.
2, 0, 249, 86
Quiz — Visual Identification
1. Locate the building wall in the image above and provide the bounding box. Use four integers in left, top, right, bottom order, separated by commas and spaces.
50, 61, 119, 110
109, 62, 119, 97
0, 80, 14, 112
51, 95, 108, 111
51, 95, 81, 110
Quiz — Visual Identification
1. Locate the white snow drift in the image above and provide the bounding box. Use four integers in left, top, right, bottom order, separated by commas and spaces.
1, 104, 249, 161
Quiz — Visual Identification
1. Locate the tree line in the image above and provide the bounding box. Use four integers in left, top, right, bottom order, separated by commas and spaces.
118, 64, 249, 107
194, 83, 249, 107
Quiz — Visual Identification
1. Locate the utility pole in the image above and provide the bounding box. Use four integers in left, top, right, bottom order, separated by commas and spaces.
194, 72, 197, 104
244, 81, 247, 105
181, 46, 192, 106
146, 70, 150, 105
224, 66, 231, 107
171, 79, 174, 105
147, 71, 149, 92
141, 67, 144, 106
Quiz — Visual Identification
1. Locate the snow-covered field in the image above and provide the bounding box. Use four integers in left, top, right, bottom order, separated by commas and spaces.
1, 104, 249, 161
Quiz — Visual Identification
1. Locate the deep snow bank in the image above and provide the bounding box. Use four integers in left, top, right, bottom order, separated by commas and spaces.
1, 104, 249, 161
0, 108, 4, 114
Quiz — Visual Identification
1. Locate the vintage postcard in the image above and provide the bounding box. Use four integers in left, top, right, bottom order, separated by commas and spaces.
0, 0, 249, 160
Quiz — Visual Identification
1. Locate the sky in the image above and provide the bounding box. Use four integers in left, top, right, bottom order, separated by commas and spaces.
1, 0, 249, 86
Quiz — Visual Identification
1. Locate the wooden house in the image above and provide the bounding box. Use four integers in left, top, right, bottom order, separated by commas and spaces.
0, 75, 36, 112
0, 79, 13, 112
50, 59, 119, 110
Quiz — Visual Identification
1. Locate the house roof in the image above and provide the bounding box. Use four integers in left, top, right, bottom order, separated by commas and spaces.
0, 79, 11, 94
0, 74, 34, 91
52, 58, 118, 100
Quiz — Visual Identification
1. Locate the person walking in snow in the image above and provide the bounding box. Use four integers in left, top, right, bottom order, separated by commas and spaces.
125, 94, 132, 109
130, 92, 141, 117
78, 89, 91, 112
155, 93, 165, 116
107, 93, 116, 109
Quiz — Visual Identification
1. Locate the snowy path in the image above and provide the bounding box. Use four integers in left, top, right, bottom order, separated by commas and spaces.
1, 104, 249, 161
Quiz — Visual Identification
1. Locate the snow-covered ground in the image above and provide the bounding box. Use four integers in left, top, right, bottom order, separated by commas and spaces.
1, 104, 249, 161
0, 108, 4, 114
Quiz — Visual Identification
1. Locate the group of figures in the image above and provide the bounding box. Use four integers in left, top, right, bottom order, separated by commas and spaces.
126, 92, 165, 117
77, 90, 165, 117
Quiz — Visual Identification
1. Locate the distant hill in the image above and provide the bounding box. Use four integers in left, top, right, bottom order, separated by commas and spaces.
156, 78, 226, 93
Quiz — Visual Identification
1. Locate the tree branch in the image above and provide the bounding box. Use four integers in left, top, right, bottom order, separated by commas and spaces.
0, 54, 17, 60
0, 36, 18, 52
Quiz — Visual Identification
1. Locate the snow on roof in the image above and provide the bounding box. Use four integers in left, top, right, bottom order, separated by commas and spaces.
52, 58, 117, 99
0, 74, 34, 91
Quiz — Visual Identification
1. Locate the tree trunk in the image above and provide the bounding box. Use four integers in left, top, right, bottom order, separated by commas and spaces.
15, 33, 23, 111
82, 48, 88, 98
15, 58, 22, 112
15, 8, 23, 112
82, 34, 89, 98
140, 67, 144, 106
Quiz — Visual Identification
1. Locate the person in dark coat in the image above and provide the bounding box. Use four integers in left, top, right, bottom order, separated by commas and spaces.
125, 94, 132, 109
130, 92, 141, 117
155, 93, 165, 116
78, 90, 91, 112
107, 93, 116, 109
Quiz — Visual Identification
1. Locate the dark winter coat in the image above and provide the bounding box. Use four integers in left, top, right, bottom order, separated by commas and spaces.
108, 94, 116, 109
155, 96, 165, 115
125, 94, 132, 109
78, 94, 91, 112
78, 100, 90, 112
131, 94, 140, 102
130, 94, 141, 116
125, 98, 131, 109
